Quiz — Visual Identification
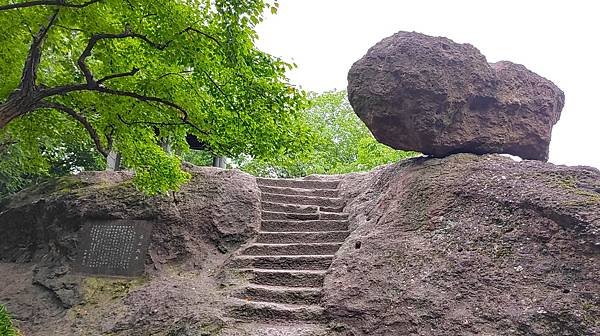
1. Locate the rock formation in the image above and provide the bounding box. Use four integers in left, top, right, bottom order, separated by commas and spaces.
0, 165, 261, 335
1, 156, 598, 335
347, 31, 565, 161
324, 154, 600, 335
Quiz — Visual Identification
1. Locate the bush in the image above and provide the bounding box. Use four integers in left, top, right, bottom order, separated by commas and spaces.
0, 305, 21, 336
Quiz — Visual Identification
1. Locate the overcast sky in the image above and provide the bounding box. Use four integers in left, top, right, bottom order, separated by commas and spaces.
255, 0, 599, 168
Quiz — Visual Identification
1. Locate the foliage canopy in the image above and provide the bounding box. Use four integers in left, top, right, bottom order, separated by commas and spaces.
0, 0, 308, 195
238, 90, 417, 177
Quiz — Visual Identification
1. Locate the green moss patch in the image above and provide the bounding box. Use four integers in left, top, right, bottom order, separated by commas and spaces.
82, 276, 147, 305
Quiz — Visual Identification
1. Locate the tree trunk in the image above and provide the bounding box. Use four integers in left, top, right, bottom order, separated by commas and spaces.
106, 150, 121, 171
0, 93, 38, 129
212, 156, 226, 168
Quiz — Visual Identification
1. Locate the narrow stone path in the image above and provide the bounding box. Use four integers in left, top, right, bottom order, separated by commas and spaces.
227, 177, 348, 327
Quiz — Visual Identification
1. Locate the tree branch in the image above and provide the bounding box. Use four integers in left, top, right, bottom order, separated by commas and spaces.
0, 12, 220, 141
0, 0, 100, 11
96, 87, 207, 135
103, 124, 115, 151
179, 27, 221, 47
55, 24, 219, 93
39, 83, 87, 96
19, 10, 58, 93
117, 114, 187, 127
201, 70, 238, 113
27, 26, 213, 138
96, 86, 188, 118
77, 31, 164, 85
97, 67, 139, 85
76, 25, 220, 79
40, 101, 109, 157
55, 24, 86, 32
41, 82, 208, 136
41, 84, 182, 117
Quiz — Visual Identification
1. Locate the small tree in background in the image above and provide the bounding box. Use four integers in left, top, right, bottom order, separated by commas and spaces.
238, 90, 417, 177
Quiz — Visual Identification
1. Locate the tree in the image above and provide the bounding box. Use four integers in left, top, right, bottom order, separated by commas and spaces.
238, 90, 417, 177
0, 0, 309, 194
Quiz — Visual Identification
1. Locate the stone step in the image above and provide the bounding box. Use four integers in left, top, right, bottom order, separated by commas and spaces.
259, 185, 339, 198
262, 201, 345, 214
219, 323, 328, 336
237, 269, 326, 287
231, 255, 334, 270
320, 205, 346, 213
262, 202, 319, 214
262, 193, 343, 208
243, 243, 343, 256
228, 298, 325, 322
233, 284, 322, 305
262, 211, 348, 221
257, 231, 350, 244
257, 177, 340, 190
261, 220, 349, 232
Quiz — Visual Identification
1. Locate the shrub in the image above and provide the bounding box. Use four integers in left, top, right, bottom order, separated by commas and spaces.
0, 304, 21, 336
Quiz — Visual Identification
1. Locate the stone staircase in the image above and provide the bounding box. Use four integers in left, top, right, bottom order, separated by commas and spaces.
227, 177, 349, 323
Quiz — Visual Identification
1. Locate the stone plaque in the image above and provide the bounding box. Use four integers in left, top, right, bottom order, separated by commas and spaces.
75, 220, 153, 277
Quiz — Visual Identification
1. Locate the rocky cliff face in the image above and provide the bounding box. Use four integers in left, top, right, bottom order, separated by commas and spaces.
0, 165, 261, 335
326, 154, 599, 336
0, 156, 598, 336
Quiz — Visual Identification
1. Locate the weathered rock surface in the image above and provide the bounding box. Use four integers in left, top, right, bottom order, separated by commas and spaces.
1, 156, 599, 336
347, 31, 565, 161
0, 165, 261, 335
325, 154, 600, 335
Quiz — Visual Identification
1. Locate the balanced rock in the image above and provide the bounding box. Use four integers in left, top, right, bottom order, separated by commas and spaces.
347, 31, 565, 161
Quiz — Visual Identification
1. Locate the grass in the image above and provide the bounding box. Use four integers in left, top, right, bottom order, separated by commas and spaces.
0, 304, 21, 336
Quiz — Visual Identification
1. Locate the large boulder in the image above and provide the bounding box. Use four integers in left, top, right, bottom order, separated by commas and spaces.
324, 154, 600, 335
347, 31, 565, 161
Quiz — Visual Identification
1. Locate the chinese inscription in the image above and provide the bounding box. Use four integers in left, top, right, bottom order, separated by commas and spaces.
75, 220, 153, 277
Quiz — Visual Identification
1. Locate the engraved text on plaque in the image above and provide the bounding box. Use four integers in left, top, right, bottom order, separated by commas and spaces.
75, 220, 153, 277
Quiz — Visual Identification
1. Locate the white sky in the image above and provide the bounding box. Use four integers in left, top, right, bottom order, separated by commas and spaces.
256, 0, 600, 168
